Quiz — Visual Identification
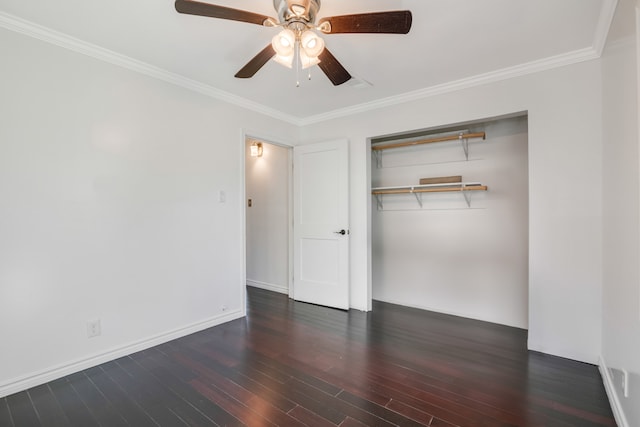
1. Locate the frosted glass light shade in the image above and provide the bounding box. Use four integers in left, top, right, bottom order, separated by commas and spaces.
299, 49, 321, 69
272, 29, 295, 56
300, 30, 325, 58
273, 53, 294, 68
272, 29, 296, 68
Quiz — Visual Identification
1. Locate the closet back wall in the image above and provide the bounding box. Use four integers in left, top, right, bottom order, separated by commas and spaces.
372, 116, 529, 328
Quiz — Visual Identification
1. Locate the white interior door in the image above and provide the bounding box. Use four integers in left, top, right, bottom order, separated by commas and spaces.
293, 140, 349, 310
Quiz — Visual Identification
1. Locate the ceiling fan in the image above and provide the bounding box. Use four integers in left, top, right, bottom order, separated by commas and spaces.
174, 0, 412, 86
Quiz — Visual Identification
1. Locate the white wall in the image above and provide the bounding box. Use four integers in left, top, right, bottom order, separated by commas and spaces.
601, 0, 640, 424
300, 59, 603, 363
0, 28, 298, 396
245, 141, 290, 294
371, 116, 529, 328
0, 1, 622, 399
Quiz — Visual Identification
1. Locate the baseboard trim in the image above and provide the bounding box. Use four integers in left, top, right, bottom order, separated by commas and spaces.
0, 309, 244, 398
247, 279, 288, 294
599, 355, 630, 427
373, 296, 527, 330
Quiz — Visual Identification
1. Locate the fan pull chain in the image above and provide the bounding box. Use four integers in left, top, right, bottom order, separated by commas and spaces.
295, 41, 300, 87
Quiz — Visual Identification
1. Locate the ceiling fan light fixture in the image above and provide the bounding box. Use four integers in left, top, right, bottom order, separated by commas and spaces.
173, 0, 411, 85
272, 29, 295, 68
300, 30, 325, 58
273, 53, 294, 68
272, 28, 295, 55
299, 49, 321, 69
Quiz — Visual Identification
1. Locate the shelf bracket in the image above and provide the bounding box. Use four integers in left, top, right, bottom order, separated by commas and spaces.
459, 133, 469, 160
411, 188, 423, 208
375, 194, 383, 210
374, 150, 382, 168
462, 188, 472, 207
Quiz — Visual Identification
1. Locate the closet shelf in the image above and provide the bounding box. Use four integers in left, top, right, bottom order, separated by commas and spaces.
372, 182, 488, 210
372, 131, 486, 166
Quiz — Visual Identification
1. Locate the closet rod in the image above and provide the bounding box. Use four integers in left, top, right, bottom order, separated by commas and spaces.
372, 132, 486, 151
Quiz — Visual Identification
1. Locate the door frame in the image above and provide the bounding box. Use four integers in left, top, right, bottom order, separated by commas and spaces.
241, 129, 295, 312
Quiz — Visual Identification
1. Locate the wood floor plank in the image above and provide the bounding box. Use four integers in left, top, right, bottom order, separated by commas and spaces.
0, 397, 14, 427
189, 378, 280, 426
85, 365, 157, 427
2, 287, 615, 427
336, 389, 426, 427
64, 371, 128, 427
104, 358, 189, 426
287, 404, 338, 427
339, 416, 370, 427
148, 366, 242, 427
285, 376, 399, 427
28, 384, 71, 427
173, 352, 305, 426
48, 378, 100, 427
6, 391, 40, 427
174, 346, 299, 414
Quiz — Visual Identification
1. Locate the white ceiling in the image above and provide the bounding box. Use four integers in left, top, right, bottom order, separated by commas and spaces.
0, 0, 617, 124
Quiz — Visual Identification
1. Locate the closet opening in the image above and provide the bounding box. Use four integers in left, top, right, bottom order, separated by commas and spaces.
370, 113, 529, 329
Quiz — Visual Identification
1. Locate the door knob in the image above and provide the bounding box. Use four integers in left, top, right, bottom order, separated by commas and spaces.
334, 229, 347, 235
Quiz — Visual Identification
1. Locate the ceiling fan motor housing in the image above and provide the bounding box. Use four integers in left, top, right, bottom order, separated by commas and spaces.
274, 0, 320, 25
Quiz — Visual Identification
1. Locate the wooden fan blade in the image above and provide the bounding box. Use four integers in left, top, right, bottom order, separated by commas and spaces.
318, 11, 412, 34
318, 48, 352, 86
235, 45, 276, 78
175, 0, 272, 26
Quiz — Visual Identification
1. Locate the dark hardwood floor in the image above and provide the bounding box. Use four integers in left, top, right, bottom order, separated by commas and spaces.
2, 287, 615, 426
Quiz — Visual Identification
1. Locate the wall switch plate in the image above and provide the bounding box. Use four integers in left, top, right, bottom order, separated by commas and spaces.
87, 319, 101, 338
218, 190, 226, 203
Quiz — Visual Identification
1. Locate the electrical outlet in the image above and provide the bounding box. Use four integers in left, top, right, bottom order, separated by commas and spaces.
221, 305, 228, 312
87, 319, 101, 338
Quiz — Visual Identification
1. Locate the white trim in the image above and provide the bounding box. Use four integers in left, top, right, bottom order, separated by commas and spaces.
593, 0, 619, 56
239, 129, 248, 319
0, 4, 619, 127
0, 309, 243, 398
376, 296, 527, 330
299, 47, 600, 126
0, 11, 300, 126
599, 356, 630, 427
637, 0, 640, 323
247, 279, 289, 294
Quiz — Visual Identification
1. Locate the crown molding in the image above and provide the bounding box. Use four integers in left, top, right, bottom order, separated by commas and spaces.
0, 1, 619, 129
593, 0, 619, 56
299, 46, 601, 126
0, 11, 301, 126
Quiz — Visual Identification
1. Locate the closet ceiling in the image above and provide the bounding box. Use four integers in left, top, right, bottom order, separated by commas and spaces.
0, 0, 614, 121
